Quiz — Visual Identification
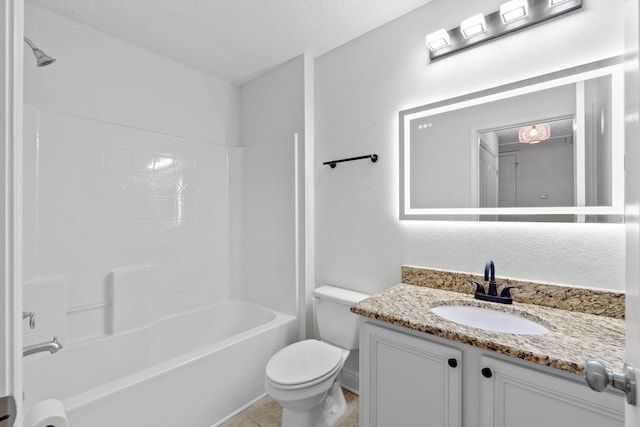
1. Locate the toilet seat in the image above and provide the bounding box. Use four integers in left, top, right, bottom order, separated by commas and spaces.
265, 340, 343, 389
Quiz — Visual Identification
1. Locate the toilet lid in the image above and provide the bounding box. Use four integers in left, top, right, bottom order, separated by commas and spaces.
265, 340, 343, 386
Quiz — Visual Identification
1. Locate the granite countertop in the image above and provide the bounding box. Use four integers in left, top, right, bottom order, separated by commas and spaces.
351, 283, 625, 376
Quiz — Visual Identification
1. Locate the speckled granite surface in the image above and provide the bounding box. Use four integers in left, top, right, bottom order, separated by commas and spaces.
402, 265, 625, 319
351, 283, 625, 376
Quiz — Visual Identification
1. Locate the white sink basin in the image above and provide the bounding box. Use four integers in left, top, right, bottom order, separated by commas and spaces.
430, 305, 550, 335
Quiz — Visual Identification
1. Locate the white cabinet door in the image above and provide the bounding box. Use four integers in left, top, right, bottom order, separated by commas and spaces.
360, 321, 461, 427
480, 356, 624, 427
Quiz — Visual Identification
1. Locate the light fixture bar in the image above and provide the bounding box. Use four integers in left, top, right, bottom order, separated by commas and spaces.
429, 0, 582, 61
460, 14, 487, 39
426, 29, 450, 51
500, 0, 529, 24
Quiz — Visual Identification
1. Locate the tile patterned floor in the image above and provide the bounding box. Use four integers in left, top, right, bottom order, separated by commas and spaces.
220, 388, 359, 427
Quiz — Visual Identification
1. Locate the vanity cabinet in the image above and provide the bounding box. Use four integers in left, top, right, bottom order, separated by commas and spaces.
359, 319, 624, 427
480, 356, 624, 427
359, 321, 461, 427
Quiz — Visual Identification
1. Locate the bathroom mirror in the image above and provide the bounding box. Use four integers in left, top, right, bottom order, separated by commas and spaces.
400, 57, 624, 222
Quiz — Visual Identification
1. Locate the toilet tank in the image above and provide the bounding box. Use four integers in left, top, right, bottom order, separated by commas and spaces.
313, 285, 369, 350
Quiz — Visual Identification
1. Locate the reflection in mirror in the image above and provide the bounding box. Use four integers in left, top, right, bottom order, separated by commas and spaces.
478, 117, 577, 208
400, 58, 623, 222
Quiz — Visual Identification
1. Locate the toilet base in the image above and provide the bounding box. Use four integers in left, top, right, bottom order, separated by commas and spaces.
280, 381, 347, 427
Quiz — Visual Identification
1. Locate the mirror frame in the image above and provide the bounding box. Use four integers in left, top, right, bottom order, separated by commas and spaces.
399, 56, 624, 221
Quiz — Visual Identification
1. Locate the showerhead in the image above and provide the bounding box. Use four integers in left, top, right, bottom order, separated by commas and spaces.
23, 36, 56, 67
32, 49, 56, 67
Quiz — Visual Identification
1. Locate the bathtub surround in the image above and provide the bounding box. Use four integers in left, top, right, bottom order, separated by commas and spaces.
238, 54, 310, 329
22, 279, 65, 347
22, 45, 302, 427
22, 103, 300, 424
23, 105, 232, 342
23, 2, 305, 424
108, 266, 155, 334
237, 140, 299, 315
21, 107, 297, 420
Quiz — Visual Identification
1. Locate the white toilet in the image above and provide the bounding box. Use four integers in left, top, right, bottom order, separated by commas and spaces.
264, 285, 369, 427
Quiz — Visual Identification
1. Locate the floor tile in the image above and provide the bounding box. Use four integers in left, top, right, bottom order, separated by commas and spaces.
337, 410, 359, 427
220, 413, 260, 427
245, 396, 283, 427
229, 387, 358, 427
337, 389, 359, 427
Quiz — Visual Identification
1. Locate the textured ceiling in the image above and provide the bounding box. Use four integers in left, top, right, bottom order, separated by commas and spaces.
27, 0, 432, 84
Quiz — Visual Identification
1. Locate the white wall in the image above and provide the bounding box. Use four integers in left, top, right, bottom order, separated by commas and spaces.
517, 143, 574, 207
236, 56, 306, 315
24, 2, 239, 145
240, 56, 305, 147
315, 0, 626, 293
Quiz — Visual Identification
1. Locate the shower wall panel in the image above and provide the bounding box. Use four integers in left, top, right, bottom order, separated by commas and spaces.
23, 105, 231, 344
241, 141, 297, 315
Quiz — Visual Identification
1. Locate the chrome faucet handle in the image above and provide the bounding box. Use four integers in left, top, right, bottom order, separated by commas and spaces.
22, 312, 36, 330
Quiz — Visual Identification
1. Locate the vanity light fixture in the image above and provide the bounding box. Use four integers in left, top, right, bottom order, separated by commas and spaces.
427, 0, 582, 60
426, 29, 450, 51
460, 14, 487, 39
500, 0, 529, 24
518, 123, 551, 144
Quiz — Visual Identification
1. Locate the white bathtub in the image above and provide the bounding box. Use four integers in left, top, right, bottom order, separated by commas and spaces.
23, 301, 297, 427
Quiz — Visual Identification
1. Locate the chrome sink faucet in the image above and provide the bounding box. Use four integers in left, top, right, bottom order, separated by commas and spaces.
23, 336, 63, 357
467, 260, 519, 304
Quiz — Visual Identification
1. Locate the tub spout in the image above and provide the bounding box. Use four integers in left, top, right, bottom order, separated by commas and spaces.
23, 336, 63, 357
